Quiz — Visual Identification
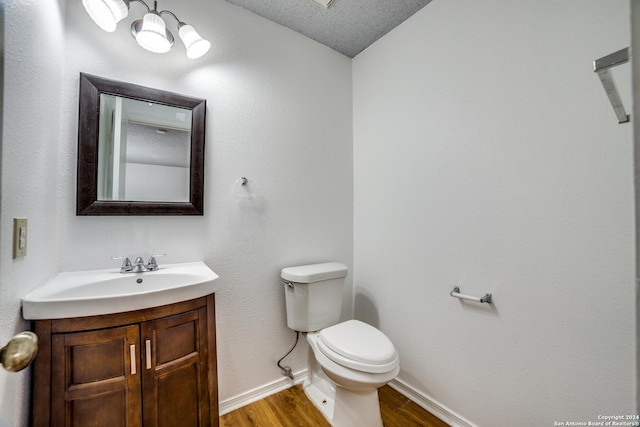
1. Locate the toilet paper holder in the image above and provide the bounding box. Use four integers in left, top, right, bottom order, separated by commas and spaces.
450, 286, 492, 304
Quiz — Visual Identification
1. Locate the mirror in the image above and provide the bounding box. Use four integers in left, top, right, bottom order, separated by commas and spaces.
77, 73, 206, 215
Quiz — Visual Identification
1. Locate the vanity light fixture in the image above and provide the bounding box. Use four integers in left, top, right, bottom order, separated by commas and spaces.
82, 0, 211, 59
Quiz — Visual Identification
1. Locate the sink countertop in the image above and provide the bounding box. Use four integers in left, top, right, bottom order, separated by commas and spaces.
22, 261, 219, 320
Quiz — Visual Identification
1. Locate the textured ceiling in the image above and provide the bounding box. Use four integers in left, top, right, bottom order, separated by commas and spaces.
224, 0, 432, 58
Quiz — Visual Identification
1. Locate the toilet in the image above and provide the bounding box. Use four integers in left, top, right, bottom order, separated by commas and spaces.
281, 262, 399, 427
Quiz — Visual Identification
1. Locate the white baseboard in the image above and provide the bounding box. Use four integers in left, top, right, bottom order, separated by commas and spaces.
218, 369, 307, 416
389, 378, 476, 427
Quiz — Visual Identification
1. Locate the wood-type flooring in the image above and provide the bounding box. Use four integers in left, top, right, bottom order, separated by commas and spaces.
219, 384, 449, 427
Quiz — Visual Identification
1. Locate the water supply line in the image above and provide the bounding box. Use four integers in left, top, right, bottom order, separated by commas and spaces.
277, 331, 299, 380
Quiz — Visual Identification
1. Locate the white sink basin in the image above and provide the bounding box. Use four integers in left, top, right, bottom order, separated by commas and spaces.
22, 261, 219, 320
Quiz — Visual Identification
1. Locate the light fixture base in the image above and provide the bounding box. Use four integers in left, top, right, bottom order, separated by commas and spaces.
310, 0, 334, 8
131, 19, 174, 48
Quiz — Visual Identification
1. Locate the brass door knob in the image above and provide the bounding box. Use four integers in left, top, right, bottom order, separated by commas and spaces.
0, 331, 38, 372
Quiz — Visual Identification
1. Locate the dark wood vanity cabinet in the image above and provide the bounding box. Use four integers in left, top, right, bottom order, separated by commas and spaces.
32, 295, 218, 427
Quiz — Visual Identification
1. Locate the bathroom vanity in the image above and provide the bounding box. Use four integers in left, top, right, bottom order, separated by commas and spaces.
30, 295, 218, 427
22, 261, 220, 427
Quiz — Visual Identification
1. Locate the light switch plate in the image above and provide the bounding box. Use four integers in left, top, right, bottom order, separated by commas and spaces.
13, 218, 27, 258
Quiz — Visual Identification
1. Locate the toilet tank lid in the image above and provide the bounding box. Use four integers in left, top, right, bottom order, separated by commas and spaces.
281, 262, 348, 283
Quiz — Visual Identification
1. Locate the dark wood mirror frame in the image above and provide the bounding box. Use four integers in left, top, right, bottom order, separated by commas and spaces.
76, 73, 206, 215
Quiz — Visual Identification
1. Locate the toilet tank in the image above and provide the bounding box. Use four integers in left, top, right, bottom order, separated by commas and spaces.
281, 262, 348, 332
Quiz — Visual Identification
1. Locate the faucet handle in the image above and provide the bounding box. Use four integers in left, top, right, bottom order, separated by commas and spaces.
146, 253, 166, 271
112, 256, 132, 273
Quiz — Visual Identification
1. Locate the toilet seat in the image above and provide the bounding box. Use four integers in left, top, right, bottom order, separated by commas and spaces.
317, 320, 398, 374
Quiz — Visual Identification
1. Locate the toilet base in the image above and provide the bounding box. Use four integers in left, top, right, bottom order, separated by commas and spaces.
303, 348, 336, 423
332, 385, 383, 427
303, 371, 383, 427
303, 378, 383, 427
303, 379, 334, 422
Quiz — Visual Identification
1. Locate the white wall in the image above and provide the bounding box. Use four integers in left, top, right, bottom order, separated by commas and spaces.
634, 0, 640, 415
0, 0, 352, 423
353, 1, 635, 426
0, 1, 65, 426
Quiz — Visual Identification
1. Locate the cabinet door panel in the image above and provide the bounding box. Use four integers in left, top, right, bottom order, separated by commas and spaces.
142, 308, 210, 427
155, 319, 197, 364
70, 389, 128, 426
51, 325, 142, 427
69, 337, 124, 385
157, 362, 199, 426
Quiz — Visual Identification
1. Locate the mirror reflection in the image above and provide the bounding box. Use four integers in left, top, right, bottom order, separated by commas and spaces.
97, 95, 192, 202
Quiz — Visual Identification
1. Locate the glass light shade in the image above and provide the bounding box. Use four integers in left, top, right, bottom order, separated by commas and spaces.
82, 0, 128, 32
136, 12, 172, 53
178, 24, 211, 59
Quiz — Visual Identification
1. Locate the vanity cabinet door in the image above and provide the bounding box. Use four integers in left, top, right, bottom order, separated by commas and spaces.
50, 325, 143, 427
140, 307, 211, 427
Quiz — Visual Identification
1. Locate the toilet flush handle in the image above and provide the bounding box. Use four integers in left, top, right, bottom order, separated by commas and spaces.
283, 280, 294, 289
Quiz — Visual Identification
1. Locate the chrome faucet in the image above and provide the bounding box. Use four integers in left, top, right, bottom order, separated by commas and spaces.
113, 254, 165, 273
130, 257, 147, 273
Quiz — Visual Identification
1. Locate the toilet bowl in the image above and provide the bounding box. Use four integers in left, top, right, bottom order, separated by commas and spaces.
281, 263, 400, 427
